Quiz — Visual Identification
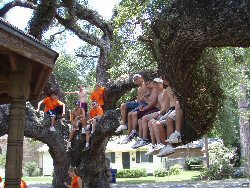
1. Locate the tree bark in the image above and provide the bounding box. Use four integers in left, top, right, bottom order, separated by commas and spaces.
239, 83, 250, 171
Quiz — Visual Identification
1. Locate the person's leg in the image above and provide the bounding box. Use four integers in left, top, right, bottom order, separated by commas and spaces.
83, 131, 91, 150
120, 103, 127, 125
127, 112, 133, 134
166, 118, 174, 141
132, 111, 138, 130
154, 121, 165, 144
51, 116, 56, 127
148, 120, 156, 145
142, 115, 150, 139
91, 119, 97, 133
81, 117, 87, 129
68, 129, 75, 142
175, 100, 184, 132
138, 119, 143, 138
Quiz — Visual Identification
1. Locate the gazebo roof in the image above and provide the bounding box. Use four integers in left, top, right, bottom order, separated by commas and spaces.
0, 18, 59, 104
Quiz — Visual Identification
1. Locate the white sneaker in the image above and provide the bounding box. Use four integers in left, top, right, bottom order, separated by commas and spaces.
166, 131, 182, 143
66, 141, 71, 149
81, 128, 86, 134
50, 126, 56, 131
115, 125, 127, 133
157, 145, 175, 157
155, 143, 165, 151
121, 136, 131, 144
145, 144, 157, 156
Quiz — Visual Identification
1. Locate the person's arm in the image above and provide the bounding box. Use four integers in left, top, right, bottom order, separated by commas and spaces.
78, 177, 83, 188
159, 91, 170, 114
64, 91, 78, 95
64, 182, 72, 188
144, 90, 158, 111
62, 103, 66, 116
35, 100, 44, 112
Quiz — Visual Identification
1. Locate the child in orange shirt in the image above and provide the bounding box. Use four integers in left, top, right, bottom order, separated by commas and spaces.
83, 100, 104, 151
64, 167, 83, 188
36, 91, 65, 131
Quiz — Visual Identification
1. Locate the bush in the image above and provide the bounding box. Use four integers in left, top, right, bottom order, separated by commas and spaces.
116, 169, 146, 178
154, 168, 168, 177
185, 157, 203, 170
199, 141, 235, 180
170, 164, 181, 175
24, 161, 41, 176
0, 154, 6, 168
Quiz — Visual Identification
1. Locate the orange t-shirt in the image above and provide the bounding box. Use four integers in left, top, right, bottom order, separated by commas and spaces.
90, 87, 105, 106
43, 97, 63, 112
71, 176, 80, 188
21, 179, 27, 188
90, 106, 104, 119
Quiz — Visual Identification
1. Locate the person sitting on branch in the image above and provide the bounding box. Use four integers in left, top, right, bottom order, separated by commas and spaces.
83, 100, 104, 151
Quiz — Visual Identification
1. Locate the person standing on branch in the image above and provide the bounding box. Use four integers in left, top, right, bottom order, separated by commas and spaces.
36, 91, 65, 131
64, 84, 89, 114
90, 84, 105, 111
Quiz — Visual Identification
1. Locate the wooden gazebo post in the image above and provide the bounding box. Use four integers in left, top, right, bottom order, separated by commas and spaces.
5, 59, 31, 187
0, 18, 58, 187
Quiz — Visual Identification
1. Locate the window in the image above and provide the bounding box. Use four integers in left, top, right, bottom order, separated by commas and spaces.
111, 152, 115, 163
106, 152, 116, 163
136, 151, 153, 163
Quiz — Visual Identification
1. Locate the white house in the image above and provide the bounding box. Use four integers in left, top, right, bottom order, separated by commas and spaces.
37, 136, 212, 176
37, 144, 53, 176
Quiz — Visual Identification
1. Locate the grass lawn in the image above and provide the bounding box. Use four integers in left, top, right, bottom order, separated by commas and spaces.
116, 170, 201, 184
22, 176, 53, 184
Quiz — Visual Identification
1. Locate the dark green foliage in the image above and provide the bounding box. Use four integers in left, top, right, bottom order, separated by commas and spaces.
185, 157, 203, 170
116, 169, 147, 178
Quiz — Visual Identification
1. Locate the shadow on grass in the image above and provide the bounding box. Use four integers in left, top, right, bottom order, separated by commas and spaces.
116, 179, 156, 184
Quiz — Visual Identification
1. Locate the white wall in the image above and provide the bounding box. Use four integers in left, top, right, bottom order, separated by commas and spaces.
42, 152, 53, 176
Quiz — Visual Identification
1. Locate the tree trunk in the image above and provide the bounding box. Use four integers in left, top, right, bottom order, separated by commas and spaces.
239, 83, 250, 171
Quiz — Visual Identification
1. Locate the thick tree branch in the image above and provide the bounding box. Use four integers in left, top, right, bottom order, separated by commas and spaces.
75, 2, 113, 39
28, 0, 57, 39
55, 14, 107, 49
0, 0, 36, 17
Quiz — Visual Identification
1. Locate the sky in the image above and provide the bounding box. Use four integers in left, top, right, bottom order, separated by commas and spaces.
1, 0, 121, 53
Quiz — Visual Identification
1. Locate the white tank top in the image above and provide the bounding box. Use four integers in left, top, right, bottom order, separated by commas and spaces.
78, 91, 87, 103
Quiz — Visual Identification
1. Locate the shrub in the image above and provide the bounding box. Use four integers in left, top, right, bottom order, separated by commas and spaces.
116, 169, 146, 178
170, 164, 181, 175
0, 154, 6, 168
199, 141, 235, 180
24, 161, 41, 176
185, 157, 203, 170
154, 168, 168, 177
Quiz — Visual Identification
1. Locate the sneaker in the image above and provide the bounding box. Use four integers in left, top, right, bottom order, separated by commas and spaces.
115, 125, 127, 133
166, 131, 182, 143
49, 126, 56, 131
120, 130, 138, 144
132, 139, 142, 149
82, 146, 90, 151
66, 141, 71, 151
155, 143, 165, 151
132, 139, 150, 149
81, 128, 86, 134
157, 145, 175, 157
145, 144, 158, 156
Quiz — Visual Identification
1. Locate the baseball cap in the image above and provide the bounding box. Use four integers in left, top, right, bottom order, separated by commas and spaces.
75, 100, 80, 106
153, 78, 163, 83
133, 74, 142, 80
